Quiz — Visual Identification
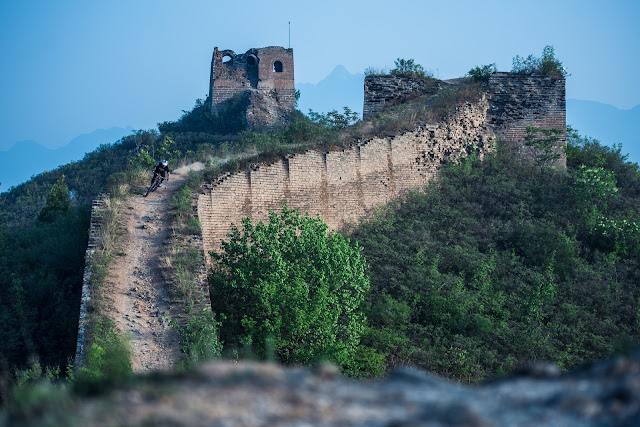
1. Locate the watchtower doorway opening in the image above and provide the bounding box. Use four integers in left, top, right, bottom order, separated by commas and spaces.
247, 54, 259, 88
273, 61, 283, 73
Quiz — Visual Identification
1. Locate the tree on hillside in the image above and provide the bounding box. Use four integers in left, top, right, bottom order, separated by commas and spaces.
209, 204, 371, 369
38, 176, 71, 223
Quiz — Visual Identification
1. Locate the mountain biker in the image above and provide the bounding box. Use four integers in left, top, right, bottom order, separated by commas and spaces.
151, 160, 170, 188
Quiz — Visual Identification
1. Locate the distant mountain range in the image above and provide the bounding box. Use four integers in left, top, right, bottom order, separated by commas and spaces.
566, 100, 639, 163
296, 65, 365, 116
0, 127, 133, 192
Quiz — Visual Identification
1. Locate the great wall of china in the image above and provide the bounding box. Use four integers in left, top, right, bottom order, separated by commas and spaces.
75, 46, 566, 369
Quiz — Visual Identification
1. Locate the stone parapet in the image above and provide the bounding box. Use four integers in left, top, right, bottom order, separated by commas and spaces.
198, 98, 493, 265
74, 194, 110, 367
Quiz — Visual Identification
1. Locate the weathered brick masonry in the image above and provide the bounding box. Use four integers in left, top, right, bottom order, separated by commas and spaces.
486, 72, 566, 164
363, 75, 442, 121
209, 46, 295, 129
198, 99, 493, 261
364, 73, 566, 158
200, 71, 565, 263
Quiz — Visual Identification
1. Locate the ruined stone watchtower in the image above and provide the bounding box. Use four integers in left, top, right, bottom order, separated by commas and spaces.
209, 46, 295, 129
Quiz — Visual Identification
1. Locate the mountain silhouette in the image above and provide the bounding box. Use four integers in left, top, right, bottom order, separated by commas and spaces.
567, 99, 640, 164
0, 127, 133, 192
296, 65, 365, 117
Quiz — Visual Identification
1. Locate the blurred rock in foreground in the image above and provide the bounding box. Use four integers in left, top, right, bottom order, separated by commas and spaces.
8, 350, 640, 426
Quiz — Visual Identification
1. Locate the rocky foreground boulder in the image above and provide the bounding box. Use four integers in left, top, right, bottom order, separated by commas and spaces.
8, 350, 640, 426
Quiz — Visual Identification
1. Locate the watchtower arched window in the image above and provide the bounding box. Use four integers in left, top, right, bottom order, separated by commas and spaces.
273, 61, 283, 73
222, 54, 233, 64
247, 54, 258, 67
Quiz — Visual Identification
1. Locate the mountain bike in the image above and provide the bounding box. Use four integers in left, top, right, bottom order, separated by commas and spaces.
144, 174, 166, 197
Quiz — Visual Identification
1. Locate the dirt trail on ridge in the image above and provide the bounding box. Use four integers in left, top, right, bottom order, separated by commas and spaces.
102, 163, 204, 372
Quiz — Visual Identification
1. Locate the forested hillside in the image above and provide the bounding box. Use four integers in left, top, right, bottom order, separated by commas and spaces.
352, 129, 640, 381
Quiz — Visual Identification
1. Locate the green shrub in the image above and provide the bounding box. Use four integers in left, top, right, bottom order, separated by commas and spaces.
76, 318, 131, 385
467, 63, 497, 82
342, 345, 387, 379
172, 187, 192, 216
170, 310, 222, 365
158, 94, 250, 134
209, 204, 370, 370
524, 125, 563, 168
308, 107, 360, 130
512, 45, 568, 77
390, 58, 433, 79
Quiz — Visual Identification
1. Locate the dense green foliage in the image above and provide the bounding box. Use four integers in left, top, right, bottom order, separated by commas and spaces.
76, 318, 131, 384
37, 176, 71, 223
209, 205, 371, 370
512, 45, 568, 78
307, 107, 360, 130
352, 133, 640, 382
391, 58, 433, 79
0, 203, 90, 372
467, 63, 497, 82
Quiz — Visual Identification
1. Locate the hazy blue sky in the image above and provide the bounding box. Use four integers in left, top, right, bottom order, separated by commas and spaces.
1, 0, 638, 150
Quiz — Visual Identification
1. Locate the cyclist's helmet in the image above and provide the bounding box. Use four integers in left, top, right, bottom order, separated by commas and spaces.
161, 160, 168, 167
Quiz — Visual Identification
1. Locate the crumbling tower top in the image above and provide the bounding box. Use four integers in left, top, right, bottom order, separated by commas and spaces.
209, 46, 295, 129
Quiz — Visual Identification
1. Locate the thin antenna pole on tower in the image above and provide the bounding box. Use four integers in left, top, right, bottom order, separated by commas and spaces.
288, 21, 291, 48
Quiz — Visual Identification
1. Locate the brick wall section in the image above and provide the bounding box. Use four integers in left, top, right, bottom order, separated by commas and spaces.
198, 98, 493, 263
363, 75, 443, 120
486, 72, 566, 165
363, 72, 566, 165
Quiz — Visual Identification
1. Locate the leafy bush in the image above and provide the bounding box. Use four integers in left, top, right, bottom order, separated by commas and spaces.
5, 360, 73, 422
524, 125, 563, 168
209, 204, 370, 370
467, 63, 497, 82
391, 58, 433, 79
308, 107, 360, 130
170, 310, 222, 364
76, 318, 131, 384
37, 176, 71, 223
512, 45, 568, 78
